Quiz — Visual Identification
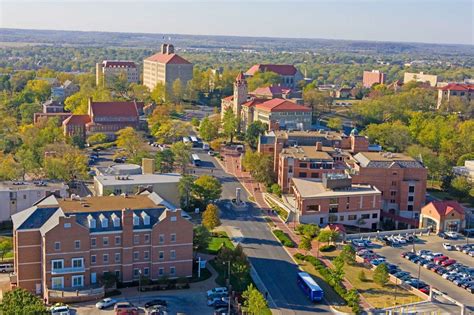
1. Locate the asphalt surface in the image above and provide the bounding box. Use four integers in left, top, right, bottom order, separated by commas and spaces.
194, 149, 333, 315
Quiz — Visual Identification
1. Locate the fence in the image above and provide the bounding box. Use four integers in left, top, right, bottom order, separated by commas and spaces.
47, 286, 104, 303
345, 228, 431, 241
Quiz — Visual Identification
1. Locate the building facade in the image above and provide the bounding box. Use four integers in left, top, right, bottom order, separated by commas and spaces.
11, 193, 193, 303
436, 83, 474, 109
96, 61, 139, 87
419, 201, 465, 233
143, 44, 193, 91
363, 70, 386, 88
291, 174, 381, 228
245, 64, 303, 89
404, 72, 438, 87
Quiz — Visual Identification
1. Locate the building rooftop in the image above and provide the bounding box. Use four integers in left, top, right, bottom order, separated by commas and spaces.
57, 194, 159, 213
90, 101, 140, 117
251, 85, 291, 97
353, 152, 424, 169
292, 178, 380, 198
281, 145, 334, 161
0, 181, 68, 191
95, 173, 181, 187
273, 130, 345, 141
246, 64, 298, 76
145, 53, 191, 65
102, 60, 137, 68
422, 201, 465, 217
95, 164, 143, 176
255, 98, 311, 112
438, 83, 474, 91
63, 114, 91, 126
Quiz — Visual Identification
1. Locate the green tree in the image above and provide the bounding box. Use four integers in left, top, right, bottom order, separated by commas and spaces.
242, 284, 271, 315
178, 175, 196, 210
242, 151, 274, 185
86, 133, 108, 146
0, 154, 22, 180
247, 71, 281, 91
19, 102, 41, 124
317, 230, 339, 245
327, 117, 342, 131
245, 121, 267, 149
171, 141, 191, 175
171, 79, 184, 104
341, 244, 356, 265
299, 237, 312, 253
193, 225, 211, 252
43, 143, 88, 182
363, 121, 411, 152
115, 127, 148, 164
150, 82, 167, 104
296, 224, 320, 239
202, 203, 221, 230
0, 288, 48, 315
450, 176, 473, 200
331, 255, 345, 284
0, 238, 12, 260
199, 116, 220, 141
373, 263, 389, 286
222, 107, 238, 143
154, 120, 191, 144
270, 183, 282, 197
25, 79, 51, 102
358, 270, 367, 282
193, 175, 222, 205
109, 72, 130, 98
191, 117, 200, 127
155, 149, 175, 173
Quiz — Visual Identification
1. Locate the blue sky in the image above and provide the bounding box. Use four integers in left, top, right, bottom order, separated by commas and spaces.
1, 0, 473, 45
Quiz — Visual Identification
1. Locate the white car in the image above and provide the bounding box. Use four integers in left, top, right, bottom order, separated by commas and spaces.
207, 287, 228, 297
443, 243, 453, 250
50, 305, 70, 315
445, 231, 459, 239
95, 298, 117, 309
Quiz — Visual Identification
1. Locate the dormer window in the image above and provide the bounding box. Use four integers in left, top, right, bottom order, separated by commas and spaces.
141, 211, 150, 225
111, 213, 120, 227
99, 213, 108, 228
133, 213, 139, 226
87, 215, 96, 229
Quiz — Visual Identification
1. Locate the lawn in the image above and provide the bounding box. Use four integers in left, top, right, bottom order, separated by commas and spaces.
322, 250, 422, 308
204, 231, 235, 255
0, 236, 13, 262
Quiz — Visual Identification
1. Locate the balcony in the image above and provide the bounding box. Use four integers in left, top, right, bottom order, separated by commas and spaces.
51, 266, 85, 275
47, 285, 104, 304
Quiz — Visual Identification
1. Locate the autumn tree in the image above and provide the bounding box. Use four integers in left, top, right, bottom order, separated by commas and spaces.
153, 120, 191, 144
171, 79, 184, 104
242, 284, 271, 315
86, 133, 108, 146
222, 107, 238, 143
199, 116, 220, 141
155, 149, 175, 173
327, 117, 342, 131
171, 141, 191, 175
43, 143, 88, 182
247, 71, 281, 91
150, 82, 167, 104
193, 175, 222, 205
202, 204, 221, 230
115, 127, 149, 163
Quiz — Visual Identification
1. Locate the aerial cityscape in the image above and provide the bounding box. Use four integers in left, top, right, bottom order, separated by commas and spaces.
0, 1, 473, 315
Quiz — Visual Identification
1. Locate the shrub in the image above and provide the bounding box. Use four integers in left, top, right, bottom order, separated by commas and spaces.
293, 253, 305, 260
319, 244, 336, 252
270, 183, 282, 197
273, 230, 295, 247
373, 263, 389, 286
358, 270, 367, 282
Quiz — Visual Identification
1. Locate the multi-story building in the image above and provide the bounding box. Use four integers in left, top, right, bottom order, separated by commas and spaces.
51, 80, 79, 102
419, 201, 465, 233
362, 70, 386, 88
436, 83, 474, 109
453, 160, 474, 182
42, 100, 64, 113
291, 173, 381, 228
245, 64, 303, 89
0, 181, 68, 223
96, 61, 139, 87
347, 151, 427, 229
11, 192, 193, 303
143, 44, 193, 91
403, 72, 438, 87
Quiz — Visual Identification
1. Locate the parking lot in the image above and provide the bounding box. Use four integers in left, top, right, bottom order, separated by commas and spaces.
372, 235, 473, 309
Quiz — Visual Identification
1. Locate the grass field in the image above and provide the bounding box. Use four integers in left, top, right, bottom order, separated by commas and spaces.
204, 231, 235, 255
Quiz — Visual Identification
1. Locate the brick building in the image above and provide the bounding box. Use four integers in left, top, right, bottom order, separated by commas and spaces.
436, 83, 474, 109
363, 70, 386, 88
96, 61, 139, 87
11, 193, 193, 303
245, 64, 303, 89
419, 201, 466, 233
143, 44, 193, 91
291, 174, 381, 228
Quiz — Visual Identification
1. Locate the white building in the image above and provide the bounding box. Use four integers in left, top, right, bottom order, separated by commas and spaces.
0, 181, 69, 223
453, 160, 474, 182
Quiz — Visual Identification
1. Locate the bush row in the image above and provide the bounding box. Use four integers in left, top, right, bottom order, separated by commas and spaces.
319, 244, 336, 252
273, 229, 295, 247
294, 254, 361, 314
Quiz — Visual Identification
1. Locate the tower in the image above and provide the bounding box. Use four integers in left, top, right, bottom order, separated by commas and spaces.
233, 72, 248, 120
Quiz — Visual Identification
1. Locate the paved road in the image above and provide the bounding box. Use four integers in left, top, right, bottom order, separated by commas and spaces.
195, 150, 333, 314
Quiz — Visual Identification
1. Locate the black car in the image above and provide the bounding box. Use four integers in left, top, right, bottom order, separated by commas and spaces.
467, 285, 474, 294
144, 299, 168, 309
436, 267, 447, 275
461, 281, 474, 289
213, 300, 228, 309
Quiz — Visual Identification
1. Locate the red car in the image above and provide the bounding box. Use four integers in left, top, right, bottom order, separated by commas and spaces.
441, 259, 456, 267
433, 256, 448, 264
419, 286, 430, 294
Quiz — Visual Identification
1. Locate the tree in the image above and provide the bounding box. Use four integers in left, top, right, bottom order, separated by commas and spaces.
191, 117, 200, 127
43, 143, 88, 182
154, 120, 191, 144
25, 79, 51, 102
193, 225, 211, 252
171, 141, 191, 175
222, 107, 238, 143
247, 71, 281, 91
242, 151, 274, 185
86, 133, 108, 145
199, 116, 220, 141
298, 237, 312, 253
450, 176, 473, 200
358, 270, 367, 282
363, 121, 411, 152
155, 149, 175, 173
331, 255, 345, 284
178, 175, 196, 210
341, 244, 356, 265
0, 238, 12, 260
327, 117, 342, 131
373, 263, 389, 286
171, 79, 184, 104
296, 224, 320, 239
0, 154, 22, 180
270, 183, 282, 197
245, 121, 267, 149
242, 284, 271, 315
0, 288, 48, 315
202, 204, 221, 230
115, 127, 149, 164
317, 230, 339, 245
109, 72, 130, 98
193, 175, 222, 205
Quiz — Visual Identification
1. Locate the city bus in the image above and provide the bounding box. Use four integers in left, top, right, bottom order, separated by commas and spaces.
190, 135, 200, 147
297, 272, 324, 302
191, 154, 201, 166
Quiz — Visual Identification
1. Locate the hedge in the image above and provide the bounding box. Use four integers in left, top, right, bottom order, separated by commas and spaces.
273, 230, 295, 247
319, 244, 336, 252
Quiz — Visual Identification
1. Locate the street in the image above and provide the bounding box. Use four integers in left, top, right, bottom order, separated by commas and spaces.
194, 149, 333, 314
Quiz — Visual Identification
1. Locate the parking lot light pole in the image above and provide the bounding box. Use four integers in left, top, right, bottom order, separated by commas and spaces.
223, 261, 231, 315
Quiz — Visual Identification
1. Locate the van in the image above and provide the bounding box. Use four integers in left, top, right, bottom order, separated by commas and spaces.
0, 264, 13, 273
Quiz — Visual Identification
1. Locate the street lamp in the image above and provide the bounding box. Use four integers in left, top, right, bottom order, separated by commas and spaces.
223, 261, 231, 315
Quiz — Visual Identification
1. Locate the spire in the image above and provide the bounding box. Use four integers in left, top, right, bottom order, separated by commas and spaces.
235, 71, 246, 84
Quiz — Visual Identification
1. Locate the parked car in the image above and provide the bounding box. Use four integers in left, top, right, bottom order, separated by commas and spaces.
441, 259, 456, 267
436, 267, 448, 275
213, 300, 229, 309
424, 262, 436, 269
445, 231, 459, 239
394, 271, 410, 278
370, 258, 386, 266
443, 243, 453, 250
0, 263, 13, 273
207, 287, 228, 297
466, 285, 474, 294
461, 281, 474, 289
427, 252, 444, 261
454, 277, 471, 286
406, 279, 427, 288
352, 240, 365, 247
144, 299, 168, 309
443, 271, 458, 279
114, 302, 138, 314
50, 305, 70, 315
419, 286, 430, 294
96, 298, 117, 309
433, 256, 449, 264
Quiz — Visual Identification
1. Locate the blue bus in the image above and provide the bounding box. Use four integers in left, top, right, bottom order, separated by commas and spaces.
191, 154, 201, 166
297, 272, 324, 302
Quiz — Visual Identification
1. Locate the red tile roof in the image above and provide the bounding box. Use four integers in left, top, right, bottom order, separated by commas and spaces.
439, 83, 474, 91
222, 95, 234, 101
90, 101, 139, 117
251, 85, 291, 97
246, 64, 298, 76
63, 115, 91, 126
242, 98, 266, 108
145, 53, 191, 65
103, 60, 137, 68
255, 98, 311, 112
236, 71, 246, 82
425, 201, 465, 217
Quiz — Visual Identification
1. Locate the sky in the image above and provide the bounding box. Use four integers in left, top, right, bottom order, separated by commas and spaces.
0, 0, 473, 45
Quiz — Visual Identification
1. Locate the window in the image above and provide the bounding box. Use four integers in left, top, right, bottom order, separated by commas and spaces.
158, 268, 164, 276
91, 272, 97, 284
409, 186, 415, 193
133, 251, 139, 261
372, 213, 378, 219
54, 242, 61, 251
306, 205, 320, 212
299, 163, 307, 168
133, 213, 140, 226
91, 238, 96, 247
159, 251, 164, 260
170, 250, 176, 260
115, 253, 121, 263
361, 214, 370, 219
311, 173, 319, 178
134, 234, 140, 245
348, 215, 357, 220
72, 275, 84, 287
115, 270, 120, 279
391, 181, 397, 186
320, 218, 324, 224
144, 251, 150, 260
328, 215, 337, 223
392, 172, 398, 176
390, 199, 396, 203
339, 215, 344, 221
99, 214, 108, 228
390, 191, 396, 196
159, 234, 165, 244
329, 206, 338, 213
91, 255, 96, 264
87, 215, 96, 229
144, 234, 150, 244
407, 205, 414, 211
144, 267, 149, 277
72, 258, 83, 268
170, 216, 177, 222
111, 213, 120, 227
141, 211, 150, 225
288, 166, 293, 173
103, 254, 109, 263
299, 172, 307, 178
51, 277, 64, 289
170, 266, 176, 276
115, 236, 121, 246
170, 233, 176, 242
103, 237, 109, 246
408, 196, 414, 202
52, 259, 63, 270
74, 240, 81, 249
133, 269, 139, 278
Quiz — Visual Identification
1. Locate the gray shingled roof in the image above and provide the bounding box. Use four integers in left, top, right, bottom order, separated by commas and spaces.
40, 208, 65, 236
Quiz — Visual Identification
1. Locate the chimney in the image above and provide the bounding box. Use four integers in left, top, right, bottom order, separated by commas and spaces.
315, 142, 323, 151
142, 158, 155, 174
161, 43, 168, 54
166, 44, 174, 54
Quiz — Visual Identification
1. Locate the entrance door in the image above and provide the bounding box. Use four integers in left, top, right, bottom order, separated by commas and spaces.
35, 283, 41, 294
91, 272, 97, 284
